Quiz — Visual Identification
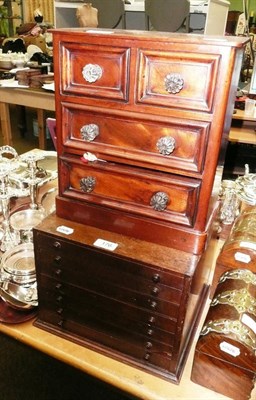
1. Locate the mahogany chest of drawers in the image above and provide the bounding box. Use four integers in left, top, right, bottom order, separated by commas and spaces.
51, 29, 247, 255
33, 30, 247, 383
33, 214, 206, 382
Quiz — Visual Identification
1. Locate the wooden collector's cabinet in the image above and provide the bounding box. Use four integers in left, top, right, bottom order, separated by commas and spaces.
33, 29, 248, 382
34, 214, 205, 381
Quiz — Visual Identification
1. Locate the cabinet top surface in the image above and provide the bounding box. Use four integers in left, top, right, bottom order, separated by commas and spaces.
35, 214, 200, 276
50, 28, 248, 48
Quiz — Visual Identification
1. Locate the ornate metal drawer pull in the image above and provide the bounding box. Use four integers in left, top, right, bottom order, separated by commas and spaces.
82, 63, 103, 83
80, 176, 96, 193
150, 192, 169, 211
156, 136, 176, 155
164, 73, 184, 94
80, 124, 99, 142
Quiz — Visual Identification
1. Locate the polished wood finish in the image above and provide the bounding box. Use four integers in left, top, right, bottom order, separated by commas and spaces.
33, 29, 248, 385
33, 213, 209, 382
192, 346, 255, 400
191, 268, 256, 400
51, 29, 247, 255
212, 207, 256, 291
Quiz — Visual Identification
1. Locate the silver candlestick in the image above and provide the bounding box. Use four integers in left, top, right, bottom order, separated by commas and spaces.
0, 146, 21, 252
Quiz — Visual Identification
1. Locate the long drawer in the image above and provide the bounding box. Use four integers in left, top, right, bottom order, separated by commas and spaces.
38, 274, 178, 345
38, 273, 182, 324
59, 155, 201, 227
36, 243, 185, 304
35, 309, 180, 374
61, 103, 210, 176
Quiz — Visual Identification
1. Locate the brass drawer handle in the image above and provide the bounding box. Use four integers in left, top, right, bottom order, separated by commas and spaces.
164, 73, 184, 94
80, 176, 96, 193
156, 136, 176, 155
80, 123, 99, 142
150, 192, 169, 211
82, 63, 103, 83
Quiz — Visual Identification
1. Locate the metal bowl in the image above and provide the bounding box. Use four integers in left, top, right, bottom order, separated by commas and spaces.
10, 209, 46, 244
10, 208, 46, 231
0, 243, 36, 284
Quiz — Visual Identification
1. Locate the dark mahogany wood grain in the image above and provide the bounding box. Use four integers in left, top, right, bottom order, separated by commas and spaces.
33, 213, 208, 382
51, 29, 248, 254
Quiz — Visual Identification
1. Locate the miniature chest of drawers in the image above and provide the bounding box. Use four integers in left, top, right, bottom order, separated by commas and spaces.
33, 214, 207, 382
51, 28, 247, 255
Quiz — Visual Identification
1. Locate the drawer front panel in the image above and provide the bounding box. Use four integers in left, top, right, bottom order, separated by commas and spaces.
38, 272, 181, 319
35, 234, 186, 290
60, 42, 130, 101
37, 309, 178, 372
39, 253, 183, 304
38, 275, 178, 341
38, 279, 178, 335
137, 49, 220, 112
59, 157, 201, 227
62, 105, 210, 174
34, 239, 184, 298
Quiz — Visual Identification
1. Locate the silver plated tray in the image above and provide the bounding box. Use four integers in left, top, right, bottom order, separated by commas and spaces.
0, 297, 37, 322
0, 281, 38, 310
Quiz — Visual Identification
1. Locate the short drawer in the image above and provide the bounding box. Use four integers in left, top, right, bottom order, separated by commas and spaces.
60, 41, 130, 101
137, 49, 220, 112
59, 156, 201, 227
61, 104, 210, 175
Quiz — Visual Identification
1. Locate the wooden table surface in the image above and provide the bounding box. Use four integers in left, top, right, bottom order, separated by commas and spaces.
0, 86, 55, 149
